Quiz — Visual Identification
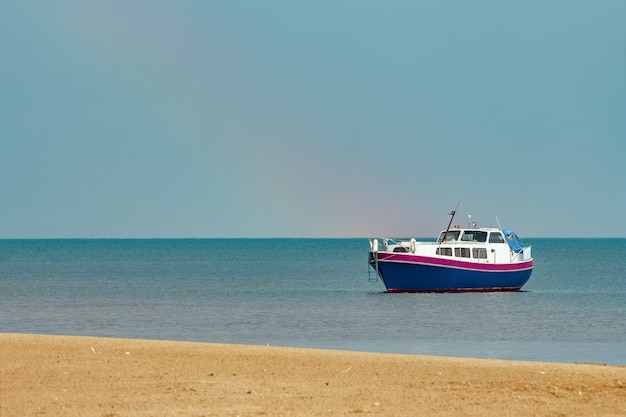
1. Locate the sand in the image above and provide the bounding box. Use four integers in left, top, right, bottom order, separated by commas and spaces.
1, 333, 625, 416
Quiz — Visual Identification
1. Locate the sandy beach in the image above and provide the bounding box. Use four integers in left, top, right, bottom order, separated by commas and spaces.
1, 333, 624, 416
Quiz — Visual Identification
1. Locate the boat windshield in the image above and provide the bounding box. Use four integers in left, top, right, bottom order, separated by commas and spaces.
437, 230, 460, 242
460, 230, 487, 242
489, 232, 505, 243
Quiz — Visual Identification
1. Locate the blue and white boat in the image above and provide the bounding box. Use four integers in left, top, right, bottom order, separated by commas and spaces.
368, 207, 533, 292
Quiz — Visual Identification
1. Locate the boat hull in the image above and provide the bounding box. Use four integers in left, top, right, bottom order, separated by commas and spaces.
370, 252, 533, 293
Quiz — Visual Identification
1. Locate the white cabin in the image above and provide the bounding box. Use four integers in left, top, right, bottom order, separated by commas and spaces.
373, 228, 532, 265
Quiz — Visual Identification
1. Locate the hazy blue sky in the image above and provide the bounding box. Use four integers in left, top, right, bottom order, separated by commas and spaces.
1, 1, 625, 238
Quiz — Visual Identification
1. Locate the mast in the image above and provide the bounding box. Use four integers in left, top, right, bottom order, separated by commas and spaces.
441, 201, 460, 242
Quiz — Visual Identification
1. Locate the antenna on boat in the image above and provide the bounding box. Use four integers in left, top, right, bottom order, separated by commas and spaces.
495, 215, 502, 230
441, 201, 460, 242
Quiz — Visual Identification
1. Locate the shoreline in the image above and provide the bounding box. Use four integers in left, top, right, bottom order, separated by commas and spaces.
1, 333, 625, 416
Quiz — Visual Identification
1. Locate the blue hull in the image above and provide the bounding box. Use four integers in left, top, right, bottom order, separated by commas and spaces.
372, 259, 533, 293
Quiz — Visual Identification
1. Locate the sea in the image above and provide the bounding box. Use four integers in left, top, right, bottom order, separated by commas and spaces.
1, 238, 624, 365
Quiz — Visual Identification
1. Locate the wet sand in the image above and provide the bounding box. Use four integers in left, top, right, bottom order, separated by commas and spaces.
1, 333, 625, 416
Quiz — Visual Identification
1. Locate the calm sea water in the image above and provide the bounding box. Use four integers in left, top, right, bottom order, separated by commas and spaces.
1, 238, 624, 364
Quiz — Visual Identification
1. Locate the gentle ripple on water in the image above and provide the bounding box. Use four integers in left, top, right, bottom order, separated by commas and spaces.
0, 238, 624, 364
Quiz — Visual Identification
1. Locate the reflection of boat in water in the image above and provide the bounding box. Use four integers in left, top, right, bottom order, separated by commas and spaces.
368, 205, 533, 293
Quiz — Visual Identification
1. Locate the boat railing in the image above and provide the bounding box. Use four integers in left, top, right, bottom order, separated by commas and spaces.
369, 238, 405, 252
510, 244, 532, 262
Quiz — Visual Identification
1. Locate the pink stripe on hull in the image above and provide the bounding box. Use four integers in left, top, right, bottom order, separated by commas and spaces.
377, 253, 533, 272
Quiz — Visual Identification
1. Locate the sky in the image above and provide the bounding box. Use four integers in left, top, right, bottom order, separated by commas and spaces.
1, 1, 625, 238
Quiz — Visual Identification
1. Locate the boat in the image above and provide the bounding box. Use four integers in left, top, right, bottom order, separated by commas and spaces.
368, 205, 533, 292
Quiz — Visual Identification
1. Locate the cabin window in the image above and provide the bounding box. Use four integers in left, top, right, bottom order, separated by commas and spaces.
437, 230, 460, 243
454, 247, 470, 258
461, 231, 487, 242
489, 232, 505, 243
436, 247, 452, 256
472, 248, 487, 259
